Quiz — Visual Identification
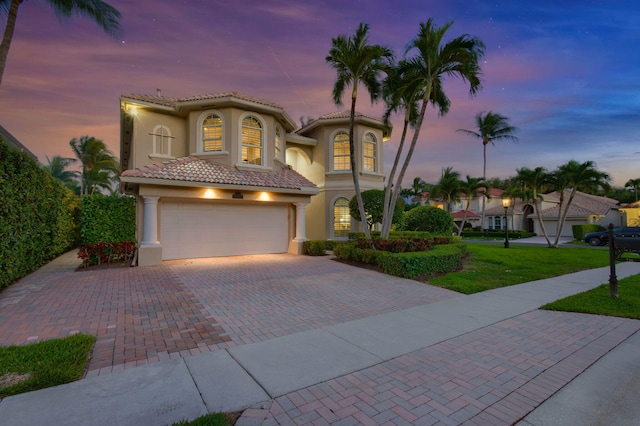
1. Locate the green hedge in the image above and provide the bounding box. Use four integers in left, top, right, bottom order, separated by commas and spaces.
333, 242, 467, 279
303, 240, 328, 256
380, 244, 467, 279
80, 195, 135, 243
0, 140, 80, 289
572, 224, 604, 241
460, 230, 535, 239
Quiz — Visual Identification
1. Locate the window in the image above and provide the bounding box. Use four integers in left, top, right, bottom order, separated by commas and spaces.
363, 132, 377, 172
202, 114, 223, 152
150, 124, 173, 157
333, 198, 351, 238
333, 132, 350, 171
492, 216, 502, 230
275, 125, 283, 161
241, 116, 263, 165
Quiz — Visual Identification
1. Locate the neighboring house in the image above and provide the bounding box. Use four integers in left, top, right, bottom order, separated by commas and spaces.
620, 204, 640, 226
0, 124, 37, 161
119, 92, 389, 265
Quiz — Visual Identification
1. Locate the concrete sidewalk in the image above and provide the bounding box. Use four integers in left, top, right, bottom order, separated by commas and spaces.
1, 262, 639, 425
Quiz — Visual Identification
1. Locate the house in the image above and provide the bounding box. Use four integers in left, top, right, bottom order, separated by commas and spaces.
119, 92, 389, 265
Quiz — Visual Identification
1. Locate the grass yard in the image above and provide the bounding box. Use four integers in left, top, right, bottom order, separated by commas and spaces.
542, 273, 640, 319
428, 243, 611, 294
0, 333, 95, 398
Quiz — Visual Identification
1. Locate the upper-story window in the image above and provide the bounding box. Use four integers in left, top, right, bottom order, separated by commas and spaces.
275, 125, 283, 161
332, 131, 350, 171
241, 115, 263, 165
150, 124, 173, 158
363, 132, 377, 172
202, 114, 223, 152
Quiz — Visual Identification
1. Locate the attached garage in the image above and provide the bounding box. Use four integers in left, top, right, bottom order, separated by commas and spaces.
161, 200, 289, 260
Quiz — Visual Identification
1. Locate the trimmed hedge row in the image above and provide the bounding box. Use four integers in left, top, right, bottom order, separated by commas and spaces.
0, 140, 80, 289
460, 230, 535, 239
333, 242, 467, 279
572, 224, 604, 241
78, 195, 136, 266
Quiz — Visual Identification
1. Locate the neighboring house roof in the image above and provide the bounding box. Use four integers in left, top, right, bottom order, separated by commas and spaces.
534, 190, 618, 219
121, 157, 319, 194
0, 124, 37, 161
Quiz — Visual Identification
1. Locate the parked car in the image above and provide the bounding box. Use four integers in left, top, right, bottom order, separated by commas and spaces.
583, 226, 640, 246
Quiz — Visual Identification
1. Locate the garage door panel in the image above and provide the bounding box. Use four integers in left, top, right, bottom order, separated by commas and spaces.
161, 201, 288, 260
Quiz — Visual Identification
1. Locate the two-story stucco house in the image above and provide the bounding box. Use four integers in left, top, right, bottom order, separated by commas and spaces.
119, 92, 389, 265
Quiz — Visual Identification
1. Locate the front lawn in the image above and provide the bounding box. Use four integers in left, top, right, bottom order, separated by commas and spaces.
0, 333, 95, 398
541, 274, 640, 319
428, 243, 611, 294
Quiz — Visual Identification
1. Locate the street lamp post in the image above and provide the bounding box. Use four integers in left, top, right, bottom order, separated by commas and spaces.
502, 197, 511, 248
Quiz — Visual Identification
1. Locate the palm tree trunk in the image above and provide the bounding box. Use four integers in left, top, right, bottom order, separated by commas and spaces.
534, 198, 552, 246
381, 115, 410, 238
458, 199, 471, 236
480, 143, 487, 230
0, 0, 23, 85
389, 84, 432, 231
553, 189, 577, 247
349, 94, 370, 239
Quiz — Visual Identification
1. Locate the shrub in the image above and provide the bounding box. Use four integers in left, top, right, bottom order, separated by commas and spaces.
0, 140, 80, 289
79, 194, 136, 266
460, 230, 535, 239
379, 244, 467, 279
303, 240, 327, 256
403, 206, 454, 234
572, 224, 604, 241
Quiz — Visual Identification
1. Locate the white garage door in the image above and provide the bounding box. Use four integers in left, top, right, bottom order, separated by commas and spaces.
161, 201, 289, 260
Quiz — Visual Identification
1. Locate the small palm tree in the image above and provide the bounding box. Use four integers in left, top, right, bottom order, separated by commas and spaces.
326, 22, 394, 238
432, 167, 461, 213
625, 178, 640, 202
0, 0, 121, 84
512, 167, 552, 246
381, 19, 485, 238
69, 136, 120, 195
457, 175, 486, 235
43, 155, 80, 194
457, 111, 518, 229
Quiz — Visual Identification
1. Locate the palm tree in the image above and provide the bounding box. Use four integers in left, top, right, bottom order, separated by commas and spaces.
381, 19, 485, 238
432, 167, 461, 213
551, 160, 611, 247
43, 155, 80, 194
0, 0, 121, 84
625, 178, 640, 202
326, 22, 394, 238
69, 136, 120, 195
457, 111, 518, 229
512, 167, 552, 246
457, 175, 486, 235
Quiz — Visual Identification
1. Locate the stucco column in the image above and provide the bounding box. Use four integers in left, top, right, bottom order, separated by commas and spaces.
293, 202, 308, 242
141, 196, 160, 246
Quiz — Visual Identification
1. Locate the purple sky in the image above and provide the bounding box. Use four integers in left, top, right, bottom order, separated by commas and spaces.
1, 0, 639, 187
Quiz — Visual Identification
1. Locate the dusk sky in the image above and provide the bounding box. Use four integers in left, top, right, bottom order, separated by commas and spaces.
1, 0, 638, 187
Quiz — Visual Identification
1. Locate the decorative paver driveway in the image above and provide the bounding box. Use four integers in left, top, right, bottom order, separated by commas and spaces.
0, 252, 458, 376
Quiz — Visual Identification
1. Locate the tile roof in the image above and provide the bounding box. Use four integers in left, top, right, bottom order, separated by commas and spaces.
296, 110, 386, 133
121, 157, 318, 192
451, 210, 480, 219
535, 190, 618, 218
121, 92, 285, 110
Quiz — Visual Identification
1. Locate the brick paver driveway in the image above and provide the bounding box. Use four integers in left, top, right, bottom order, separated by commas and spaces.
0, 251, 457, 376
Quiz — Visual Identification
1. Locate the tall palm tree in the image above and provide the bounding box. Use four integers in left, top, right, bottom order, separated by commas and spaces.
457, 175, 486, 235
457, 111, 518, 229
0, 0, 121, 84
69, 136, 120, 195
625, 178, 640, 202
43, 155, 80, 194
551, 160, 610, 247
326, 22, 394, 238
512, 167, 552, 246
381, 19, 485, 238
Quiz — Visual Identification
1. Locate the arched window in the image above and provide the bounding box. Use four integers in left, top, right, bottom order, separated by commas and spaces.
150, 124, 173, 157
332, 132, 350, 171
241, 116, 263, 165
333, 197, 351, 238
363, 132, 377, 172
202, 114, 223, 152
275, 125, 283, 161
